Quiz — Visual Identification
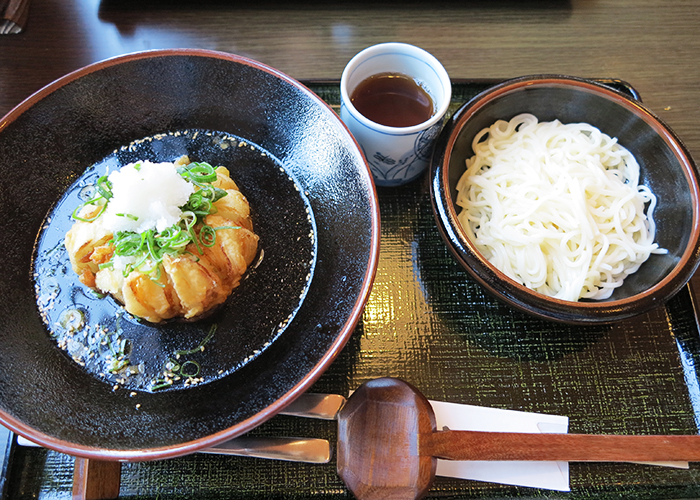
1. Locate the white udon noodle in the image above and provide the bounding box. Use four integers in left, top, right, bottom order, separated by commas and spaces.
456, 113, 666, 302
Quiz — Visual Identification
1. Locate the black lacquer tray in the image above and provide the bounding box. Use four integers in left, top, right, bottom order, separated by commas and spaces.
3, 79, 700, 500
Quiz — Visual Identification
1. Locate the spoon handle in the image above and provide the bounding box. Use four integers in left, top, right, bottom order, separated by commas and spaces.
426, 430, 700, 462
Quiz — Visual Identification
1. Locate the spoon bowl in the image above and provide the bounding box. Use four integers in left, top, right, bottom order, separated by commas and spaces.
336, 378, 436, 500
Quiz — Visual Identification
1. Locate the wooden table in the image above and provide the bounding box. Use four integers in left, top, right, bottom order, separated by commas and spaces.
2, 0, 700, 499
2, 0, 700, 154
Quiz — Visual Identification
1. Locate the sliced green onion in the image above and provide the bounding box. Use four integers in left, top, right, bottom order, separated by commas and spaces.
151, 324, 217, 391
188, 225, 203, 255
178, 162, 218, 184
109, 358, 129, 373
165, 358, 181, 373
144, 230, 161, 262
180, 361, 201, 378
116, 213, 139, 221
72, 197, 107, 222
96, 175, 113, 200
151, 380, 173, 391
181, 211, 197, 230
175, 324, 217, 356
199, 225, 217, 247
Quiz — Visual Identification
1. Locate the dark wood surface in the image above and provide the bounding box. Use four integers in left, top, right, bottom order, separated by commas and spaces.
1, 0, 699, 166
72, 459, 121, 500
427, 431, 700, 462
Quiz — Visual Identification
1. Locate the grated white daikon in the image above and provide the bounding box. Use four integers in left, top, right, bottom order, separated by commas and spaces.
101, 161, 195, 234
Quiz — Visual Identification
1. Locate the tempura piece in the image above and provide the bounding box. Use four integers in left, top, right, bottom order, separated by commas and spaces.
65, 160, 259, 322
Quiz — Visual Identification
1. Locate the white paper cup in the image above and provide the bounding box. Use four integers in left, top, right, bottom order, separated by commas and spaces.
340, 43, 452, 187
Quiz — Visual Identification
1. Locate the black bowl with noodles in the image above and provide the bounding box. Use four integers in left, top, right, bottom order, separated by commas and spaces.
0, 49, 379, 460
430, 75, 700, 324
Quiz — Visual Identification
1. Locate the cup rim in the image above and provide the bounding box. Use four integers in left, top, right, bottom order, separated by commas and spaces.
340, 42, 452, 134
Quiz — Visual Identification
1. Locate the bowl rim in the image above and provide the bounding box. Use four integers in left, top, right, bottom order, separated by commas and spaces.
0, 48, 381, 460
431, 74, 700, 323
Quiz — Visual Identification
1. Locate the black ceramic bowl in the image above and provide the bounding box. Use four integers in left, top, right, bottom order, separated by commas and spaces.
0, 49, 379, 460
430, 75, 700, 324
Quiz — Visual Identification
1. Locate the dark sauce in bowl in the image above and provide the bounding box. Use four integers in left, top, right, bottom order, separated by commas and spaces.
32, 129, 317, 393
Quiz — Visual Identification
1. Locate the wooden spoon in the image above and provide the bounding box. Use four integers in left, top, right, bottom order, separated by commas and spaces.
336, 377, 700, 500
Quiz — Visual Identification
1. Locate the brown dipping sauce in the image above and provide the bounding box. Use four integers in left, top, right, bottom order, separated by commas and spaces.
350, 72, 434, 128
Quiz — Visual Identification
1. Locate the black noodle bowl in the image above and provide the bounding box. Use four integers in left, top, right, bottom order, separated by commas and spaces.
0, 49, 378, 460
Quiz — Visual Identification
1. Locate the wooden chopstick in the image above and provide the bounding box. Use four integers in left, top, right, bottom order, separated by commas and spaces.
1, 0, 30, 34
